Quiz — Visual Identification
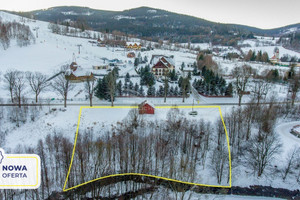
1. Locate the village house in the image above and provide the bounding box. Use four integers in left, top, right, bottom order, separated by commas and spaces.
127, 52, 136, 58
151, 56, 175, 77
269, 49, 300, 67
270, 48, 280, 64
150, 55, 174, 65
65, 62, 94, 83
93, 65, 110, 70
126, 42, 142, 50
97, 38, 106, 47
138, 100, 155, 114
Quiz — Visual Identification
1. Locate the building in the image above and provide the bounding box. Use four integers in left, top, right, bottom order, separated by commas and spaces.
127, 52, 136, 58
126, 42, 142, 50
270, 49, 280, 64
138, 100, 155, 114
97, 39, 106, 47
150, 55, 174, 65
93, 65, 110, 70
151, 56, 175, 77
65, 62, 94, 83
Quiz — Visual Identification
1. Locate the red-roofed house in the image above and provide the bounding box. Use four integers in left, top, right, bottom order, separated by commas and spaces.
152, 57, 175, 77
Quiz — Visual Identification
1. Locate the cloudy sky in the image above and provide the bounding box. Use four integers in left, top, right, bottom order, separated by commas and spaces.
1, 0, 299, 29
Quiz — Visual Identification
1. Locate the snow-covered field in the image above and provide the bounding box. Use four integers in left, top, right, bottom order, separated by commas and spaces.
3, 106, 223, 151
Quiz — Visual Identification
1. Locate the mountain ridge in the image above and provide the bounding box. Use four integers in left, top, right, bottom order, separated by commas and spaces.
4, 6, 300, 44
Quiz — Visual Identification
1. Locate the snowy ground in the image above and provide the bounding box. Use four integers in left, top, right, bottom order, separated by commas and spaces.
3, 106, 224, 151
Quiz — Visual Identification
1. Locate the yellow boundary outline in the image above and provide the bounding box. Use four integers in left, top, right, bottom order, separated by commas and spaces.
63, 106, 232, 192
0, 156, 39, 187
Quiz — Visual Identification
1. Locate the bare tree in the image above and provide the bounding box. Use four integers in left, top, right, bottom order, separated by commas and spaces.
210, 145, 228, 184
51, 66, 74, 108
282, 146, 299, 181
26, 72, 49, 103
107, 72, 116, 107
245, 131, 281, 177
289, 72, 299, 106
251, 80, 270, 105
85, 77, 96, 107
232, 65, 252, 106
14, 71, 26, 108
164, 74, 169, 103
3, 70, 17, 103
181, 77, 190, 103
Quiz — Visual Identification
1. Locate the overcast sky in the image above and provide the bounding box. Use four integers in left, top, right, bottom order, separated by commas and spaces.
1, 0, 299, 29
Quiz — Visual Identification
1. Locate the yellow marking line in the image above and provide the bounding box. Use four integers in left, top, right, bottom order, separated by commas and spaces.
63, 106, 232, 192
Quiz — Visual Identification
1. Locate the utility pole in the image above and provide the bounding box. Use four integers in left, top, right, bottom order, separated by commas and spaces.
77, 44, 82, 54
33, 27, 39, 38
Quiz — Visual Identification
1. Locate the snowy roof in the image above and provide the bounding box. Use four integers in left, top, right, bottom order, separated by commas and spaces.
152, 56, 175, 70
126, 42, 141, 46
66, 66, 92, 77
161, 57, 175, 67
150, 55, 174, 66
140, 100, 155, 108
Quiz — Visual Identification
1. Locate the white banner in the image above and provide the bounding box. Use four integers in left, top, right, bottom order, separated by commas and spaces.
0, 148, 41, 189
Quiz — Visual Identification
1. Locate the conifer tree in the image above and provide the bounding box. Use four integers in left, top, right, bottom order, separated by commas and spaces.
117, 80, 122, 96
129, 81, 134, 91
157, 85, 164, 97
169, 86, 174, 96
225, 83, 233, 96
125, 73, 130, 82
138, 86, 145, 97
134, 82, 139, 93
174, 86, 179, 96
147, 86, 156, 96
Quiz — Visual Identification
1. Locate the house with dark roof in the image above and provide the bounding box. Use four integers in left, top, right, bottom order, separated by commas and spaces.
151, 56, 175, 77
65, 62, 94, 83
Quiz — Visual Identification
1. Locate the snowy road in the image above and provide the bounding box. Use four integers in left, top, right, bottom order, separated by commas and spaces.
275, 121, 300, 157
0, 101, 299, 107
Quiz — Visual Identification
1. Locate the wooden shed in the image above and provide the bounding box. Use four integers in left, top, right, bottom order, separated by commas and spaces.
138, 100, 155, 115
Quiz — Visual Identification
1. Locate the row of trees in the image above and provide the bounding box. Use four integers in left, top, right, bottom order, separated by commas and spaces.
232, 64, 299, 106
96, 73, 189, 102
0, 19, 35, 50
280, 54, 300, 63
48, 19, 90, 35
3, 70, 49, 107
244, 50, 269, 63
2, 66, 90, 108
193, 79, 233, 96
193, 66, 231, 96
